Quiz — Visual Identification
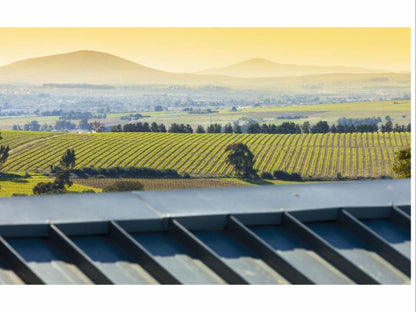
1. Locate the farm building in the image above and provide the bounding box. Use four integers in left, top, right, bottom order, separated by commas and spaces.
0, 179, 411, 284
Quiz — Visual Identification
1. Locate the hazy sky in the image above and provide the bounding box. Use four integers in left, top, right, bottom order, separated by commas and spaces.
0, 28, 410, 72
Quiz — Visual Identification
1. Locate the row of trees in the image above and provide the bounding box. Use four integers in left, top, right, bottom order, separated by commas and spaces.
111, 122, 243, 134
12, 119, 106, 132
247, 121, 410, 134
112, 122, 167, 133
110, 120, 410, 135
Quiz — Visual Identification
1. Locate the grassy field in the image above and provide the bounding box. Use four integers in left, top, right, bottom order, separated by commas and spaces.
72, 177, 253, 191
1, 130, 410, 179
0, 115, 60, 129
113, 100, 411, 129
0, 100, 410, 130
0, 174, 301, 197
0, 173, 100, 197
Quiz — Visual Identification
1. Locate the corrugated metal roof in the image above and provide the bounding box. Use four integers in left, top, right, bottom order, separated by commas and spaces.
0, 179, 411, 285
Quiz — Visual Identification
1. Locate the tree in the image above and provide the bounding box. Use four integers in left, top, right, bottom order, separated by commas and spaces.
224, 124, 233, 133
0, 145, 10, 170
311, 120, 329, 133
233, 124, 242, 134
150, 122, 159, 132
79, 118, 90, 130
225, 143, 257, 178
393, 147, 410, 178
33, 149, 76, 195
260, 172, 273, 180
60, 149, 76, 170
301, 121, 311, 134
185, 124, 194, 133
247, 123, 262, 134
24, 120, 41, 131
0, 132, 9, 171
159, 123, 167, 133
275, 122, 301, 134
143, 122, 151, 132
33, 182, 65, 195
207, 123, 222, 133
381, 121, 393, 132
55, 120, 76, 130
54, 170, 73, 189
196, 125, 206, 133
103, 180, 144, 192
90, 120, 105, 132
260, 124, 270, 134
111, 124, 122, 132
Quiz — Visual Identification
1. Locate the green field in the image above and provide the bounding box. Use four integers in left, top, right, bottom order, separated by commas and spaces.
0, 173, 100, 197
1, 130, 410, 179
0, 100, 410, 130
115, 100, 411, 129
0, 173, 299, 197
0, 130, 58, 149
71, 177, 256, 191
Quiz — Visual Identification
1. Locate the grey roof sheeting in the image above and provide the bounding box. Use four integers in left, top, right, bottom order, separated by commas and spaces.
0, 179, 411, 285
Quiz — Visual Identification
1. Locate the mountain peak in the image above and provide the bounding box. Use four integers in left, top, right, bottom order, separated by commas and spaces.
60, 50, 126, 58
240, 58, 276, 64
197, 58, 387, 78
0, 50, 171, 84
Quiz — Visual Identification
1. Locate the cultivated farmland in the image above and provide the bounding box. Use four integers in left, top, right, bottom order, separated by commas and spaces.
71, 177, 252, 191
2, 130, 411, 179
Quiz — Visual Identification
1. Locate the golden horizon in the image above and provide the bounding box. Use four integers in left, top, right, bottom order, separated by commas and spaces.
0, 28, 410, 73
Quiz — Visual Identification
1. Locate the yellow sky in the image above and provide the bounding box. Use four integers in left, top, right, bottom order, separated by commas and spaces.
0, 28, 410, 72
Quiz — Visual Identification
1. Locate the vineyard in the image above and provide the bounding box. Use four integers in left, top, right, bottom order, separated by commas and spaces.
1, 130, 411, 179
71, 177, 252, 191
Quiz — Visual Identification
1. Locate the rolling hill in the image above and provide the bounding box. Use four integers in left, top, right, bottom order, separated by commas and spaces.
2, 130, 411, 179
0, 50, 179, 85
0, 51, 410, 93
196, 58, 388, 78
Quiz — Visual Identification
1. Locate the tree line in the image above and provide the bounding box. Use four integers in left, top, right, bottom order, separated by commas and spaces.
110, 120, 410, 134
11, 116, 411, 135
58, 166, 183, 179
12, 119, 106, 132
246, 120, 410, 134
111, 122, 243, 134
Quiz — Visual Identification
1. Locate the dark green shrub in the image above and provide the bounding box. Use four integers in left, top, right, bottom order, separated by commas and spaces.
273, 170, 303, 181
260, 172, 274, 180
33, 182, 66, 195
102, 181, 144, 192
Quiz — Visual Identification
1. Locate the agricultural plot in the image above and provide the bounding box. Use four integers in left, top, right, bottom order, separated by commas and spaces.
72, 177, 252, 191
2, 131, 411, 179
0, 130, 60, 150
0, 173, 100, 197
107, 100, 411, 130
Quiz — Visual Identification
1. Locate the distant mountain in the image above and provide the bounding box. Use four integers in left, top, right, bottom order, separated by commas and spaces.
197, 58, 389, 78
0, 51, 409, 96
0, 50, 184, 85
